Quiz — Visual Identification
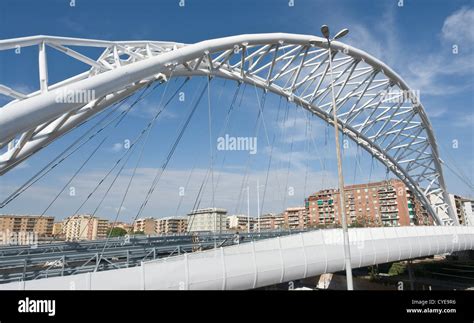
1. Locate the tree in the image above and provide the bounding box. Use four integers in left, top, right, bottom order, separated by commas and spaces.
106, 227, 127, 237
349, 218, 364, 228
388, 262, 406, 276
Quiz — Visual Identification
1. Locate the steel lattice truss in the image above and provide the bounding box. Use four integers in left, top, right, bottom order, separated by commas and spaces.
0, 33, 457, 225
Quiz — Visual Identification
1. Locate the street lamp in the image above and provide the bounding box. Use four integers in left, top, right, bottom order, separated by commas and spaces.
320, 24, 354, 291
243, 186, 251, 233
256, 179, 265, 233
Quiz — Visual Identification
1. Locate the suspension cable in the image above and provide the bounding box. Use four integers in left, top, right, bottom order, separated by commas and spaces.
212, 82, 242, 193
94, 78, 189, 259
69, 76, 185, 241
260, 96, 286, 218
187, 81, 241, 232
234, 87, 268, 214
41, 83, 163, 218
0, 83, 156, 208
207, 76, 215, 209
282, 106, 298, 210
55, 79, 175, 239
14, 82, 160, 242
133, 81, 208, 226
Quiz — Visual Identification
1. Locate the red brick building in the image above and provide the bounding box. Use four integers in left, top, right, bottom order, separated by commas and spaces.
305, 179, 432, 227
283, 207, 308, 229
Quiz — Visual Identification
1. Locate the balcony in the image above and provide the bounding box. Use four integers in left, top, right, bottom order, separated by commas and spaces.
381, 214, 399, 220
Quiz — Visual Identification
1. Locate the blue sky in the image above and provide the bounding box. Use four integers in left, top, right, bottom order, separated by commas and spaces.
0, 0, 472, 222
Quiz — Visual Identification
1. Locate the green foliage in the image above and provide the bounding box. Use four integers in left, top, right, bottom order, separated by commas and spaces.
388, 262, 406, 276
349, 219, 364, 228
106, 227, 128, 237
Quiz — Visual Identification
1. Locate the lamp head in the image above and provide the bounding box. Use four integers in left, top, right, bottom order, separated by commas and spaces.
321, 25, 330, 39
334, 28, 349, 40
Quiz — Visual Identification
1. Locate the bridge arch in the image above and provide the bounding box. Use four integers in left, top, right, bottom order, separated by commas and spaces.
0, 33, 456, 225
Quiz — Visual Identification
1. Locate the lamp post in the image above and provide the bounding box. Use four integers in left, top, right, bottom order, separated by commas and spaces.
256, 179, 265, 233
243, 186, 251, 234
321, 25, 354, 290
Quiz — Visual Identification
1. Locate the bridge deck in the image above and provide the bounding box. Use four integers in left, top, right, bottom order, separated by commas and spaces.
1, 226, 472, 290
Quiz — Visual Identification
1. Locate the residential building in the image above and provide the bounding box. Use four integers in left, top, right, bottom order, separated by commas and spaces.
97, 218, 109, 239
412, 197, 431, 226
306, 188, 339, 227
0, 214, 54, 237
52, 222, 63, 236
61, 214, 109, 241
449, 194, 474, 226
187, 208, 227, 232
0, 214, 54, 245
258, 213, 274, 231
133, 217, 155, 235
109, 221, 133, 233
258, 213, 285, 231
283, 207, 308, 229
156, 217, 188, 234
462, 199, 474, 226
305, 179, 431, 227
227, 214, 257, 232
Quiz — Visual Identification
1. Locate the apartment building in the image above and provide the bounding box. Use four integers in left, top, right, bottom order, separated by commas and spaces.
449, 194, 474, 226
61, 214, 109, 241
305, 179, 430, 227
109, 221, 133, 233
187, 208, 227, 232
306, 188, 339, 227
0, 214, 54, 245
283, 207, 308, 229
461, 198, 474, 226
0, 214, 54, 237
52, 222, 63, 236
258, 214, 274, 231
156, 217, 188, 234
133, 218, 156, 235
227, 214, 257, 232
258, 213, 285, 231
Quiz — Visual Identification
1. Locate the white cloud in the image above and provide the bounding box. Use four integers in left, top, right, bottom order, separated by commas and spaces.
114, 206, 127, 213
277, 115, 326, 144
344, 24, 384, 59
405, 7, 474, 97
320, 5, 474, 101
124, 98, 178, 120
111, 143, 123, 152
453, 113, 474, 128
441, 7, 474, 44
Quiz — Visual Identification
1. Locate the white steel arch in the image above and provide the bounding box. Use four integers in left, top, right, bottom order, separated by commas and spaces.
0, 33, 457, 225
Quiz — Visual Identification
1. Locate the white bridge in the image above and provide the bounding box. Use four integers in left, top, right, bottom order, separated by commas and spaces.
1, 226, 473, 290
0, 33, 471, 289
